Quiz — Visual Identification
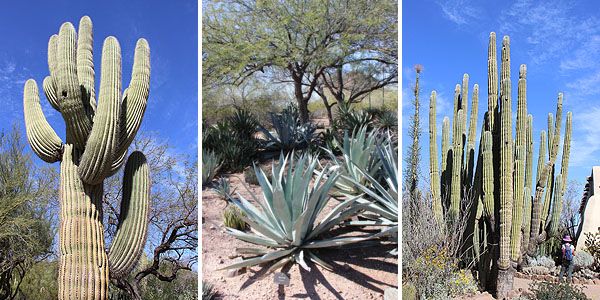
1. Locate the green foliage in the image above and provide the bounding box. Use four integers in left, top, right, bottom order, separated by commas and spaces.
334, 101, 374, 133
229, 108, 259, 140
211, 177, 235, 201
222, 206, 247, 230
377, 110, 398, 131
203, 120, 257, 172
0, 124, 56, 299
406, 247, 478, 299
202, 149, 221, 185
202, 281, 217, 300
584, 227, 600, 269
13, 260, 59, 300
244, 165, 272, 185
402, 281, 417, 300
218, 152, 387, 273
529, 280, 589, 300
259, 104, 317, 152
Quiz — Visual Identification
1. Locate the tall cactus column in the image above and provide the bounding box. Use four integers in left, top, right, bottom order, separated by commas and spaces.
23, 16, 151, 300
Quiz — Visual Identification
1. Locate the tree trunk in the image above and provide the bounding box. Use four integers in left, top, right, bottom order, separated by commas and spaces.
496, 267, 515, 299
298, 99, 309, 124
58, 145, 109, 300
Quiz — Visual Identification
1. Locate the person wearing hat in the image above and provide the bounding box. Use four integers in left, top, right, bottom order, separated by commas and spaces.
559, 235, 575, 282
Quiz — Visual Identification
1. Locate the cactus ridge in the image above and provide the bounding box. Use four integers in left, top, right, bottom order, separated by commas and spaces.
22, 16, 151, 300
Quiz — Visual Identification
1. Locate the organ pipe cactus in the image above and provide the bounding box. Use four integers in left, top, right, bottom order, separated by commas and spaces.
428, 32, 572, 299
23, 16, 150, 300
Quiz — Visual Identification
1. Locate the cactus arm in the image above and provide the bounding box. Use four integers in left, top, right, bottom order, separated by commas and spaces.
450, 109, 465, 216
510, 145, 525, 264
42, 76, 60, 111
108, 151, 150, 279
77, 15, 96, 116
499, 35, 513, 271
56, 22, 93, 149
78, 37, 122, 185
462, 74, 469, 137
464, 84, 479, 189
441, 116, 450, 200
488, 32, 498, 131
23, 79, 63, 163
547, 174, 563, 236
109, 38, 151, 174
482, 131, 495, 228
430, 91, 442, 221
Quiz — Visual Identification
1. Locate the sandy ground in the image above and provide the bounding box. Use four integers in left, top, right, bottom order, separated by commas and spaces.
460, 277, 600, 299
201, 166, 398, 300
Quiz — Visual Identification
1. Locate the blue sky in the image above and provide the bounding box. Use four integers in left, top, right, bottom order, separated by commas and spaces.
402, 0, 600, 199
0, 0, 198, 158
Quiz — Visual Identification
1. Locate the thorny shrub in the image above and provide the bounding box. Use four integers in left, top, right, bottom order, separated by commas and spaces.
584, 227, 600, 270
528, 280, 589, 300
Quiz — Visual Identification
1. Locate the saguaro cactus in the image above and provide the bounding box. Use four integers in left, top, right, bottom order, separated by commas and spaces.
23, 16, 151, 300
428, 32, 572, 299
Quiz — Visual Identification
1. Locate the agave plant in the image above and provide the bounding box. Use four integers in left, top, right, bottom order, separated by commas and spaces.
377, 110, 398, 131
343, 133, 398, 255
222, 206, 247, 230
203, 120, 257, 172
211, 176, 236, 201
319, 125, 383, 196
202, 149, 221, 185
217, 152, 379, 272
259, 107, 317, 152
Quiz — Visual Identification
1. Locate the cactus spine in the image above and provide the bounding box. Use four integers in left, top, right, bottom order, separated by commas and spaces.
428, 32, 572, 299
23, 16, 151, 300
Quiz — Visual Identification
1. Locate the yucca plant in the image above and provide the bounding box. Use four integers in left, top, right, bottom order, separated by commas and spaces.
229, 108, 259, 138
202, 280, 217, 300
377, 110, 398, 131
217, 152, 381, 273
343, 132, 398, 255
259, 106, 317, 152
202, 149, 221, 185
211, 177, 236, 201
319, 126, 383, 196
203, 120, 257, 172
335, 101, 374, 132
222, 206, 247, 230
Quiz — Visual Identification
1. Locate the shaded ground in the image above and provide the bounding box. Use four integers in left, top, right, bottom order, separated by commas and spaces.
202, 166, 398, 300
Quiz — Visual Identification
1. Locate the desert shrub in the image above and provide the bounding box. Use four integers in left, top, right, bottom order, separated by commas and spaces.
407, 247, 477, 299
244, 165, 272, 185
584, 226, 600, 269
528, 255, 555, 269
529, 280, 589, 300
222, 206, 246, 230
203, 120, 258, 172
201, 280, 218, 300
402, 281, 417, 300
574, 250, 595, 271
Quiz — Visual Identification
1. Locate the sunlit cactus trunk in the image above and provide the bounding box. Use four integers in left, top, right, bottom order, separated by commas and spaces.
23, 16, 151, 300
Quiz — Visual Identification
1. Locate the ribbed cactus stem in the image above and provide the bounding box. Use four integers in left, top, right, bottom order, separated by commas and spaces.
488, 32, 498, 131
451, 109, 465, 217
525, 115, 533, 196
548, 174, 563, 236
462, 74, 469, 138
58, 144, 108, 299
547, 113, 554, 156
521, 187, 532, 253
464, 84, 479, 188
108, 151, 150, 278
560, 112, 572, 195
535, 131, 547, 184
510, 145, 525, 263
430, 91, 442, 221
441, 117, 451, 200
482, 131, 495, 225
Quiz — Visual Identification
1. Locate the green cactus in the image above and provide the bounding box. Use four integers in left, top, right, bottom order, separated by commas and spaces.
23, 16, 151, 300
429, 91, 442, 221
428, 32, 572, 299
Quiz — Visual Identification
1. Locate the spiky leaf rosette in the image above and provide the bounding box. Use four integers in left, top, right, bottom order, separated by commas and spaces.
218, 152, 382, 273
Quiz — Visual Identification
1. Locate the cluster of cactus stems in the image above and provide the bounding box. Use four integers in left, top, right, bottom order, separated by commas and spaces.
429, 32, 572, 299
23, 16, 151, 299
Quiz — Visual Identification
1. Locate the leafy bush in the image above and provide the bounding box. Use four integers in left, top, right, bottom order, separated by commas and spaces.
203, 120, 257, 172
574, 250, 595, 271
222, 206, 247, 230
528, 255, 556, 269
529, 280, 589, 300
202, 280, 217, 300
407, 247, 477, 299
259, 104, 317, 152
211, 177, 235, 201
202, 149, 220, 185
584, 226, 600, 269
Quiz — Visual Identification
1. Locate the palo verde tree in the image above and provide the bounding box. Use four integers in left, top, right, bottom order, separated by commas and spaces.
22, 16, 151, 299
429, 33, 572, 299
203, 0, 398, 123
0, 124, 56, 300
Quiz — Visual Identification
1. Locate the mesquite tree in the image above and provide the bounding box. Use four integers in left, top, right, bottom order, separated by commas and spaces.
22, 16, 151, 300
429, 32, 572, 299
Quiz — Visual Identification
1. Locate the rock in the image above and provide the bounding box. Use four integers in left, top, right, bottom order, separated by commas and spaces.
506, 290, 516, 299
210, 225, 216, 230
573, 278, 580, 284
383, 288, 398, 300
594, 278, 600, 285
342, 264, 350, 271
544, 275, 553, 281
226, 267, 246, 277
587, 279, 594, 285
228, 251, 239, 259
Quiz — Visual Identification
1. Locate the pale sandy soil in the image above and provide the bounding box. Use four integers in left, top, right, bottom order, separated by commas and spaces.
460, 277, 600, 299
201, 164, 398, 300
